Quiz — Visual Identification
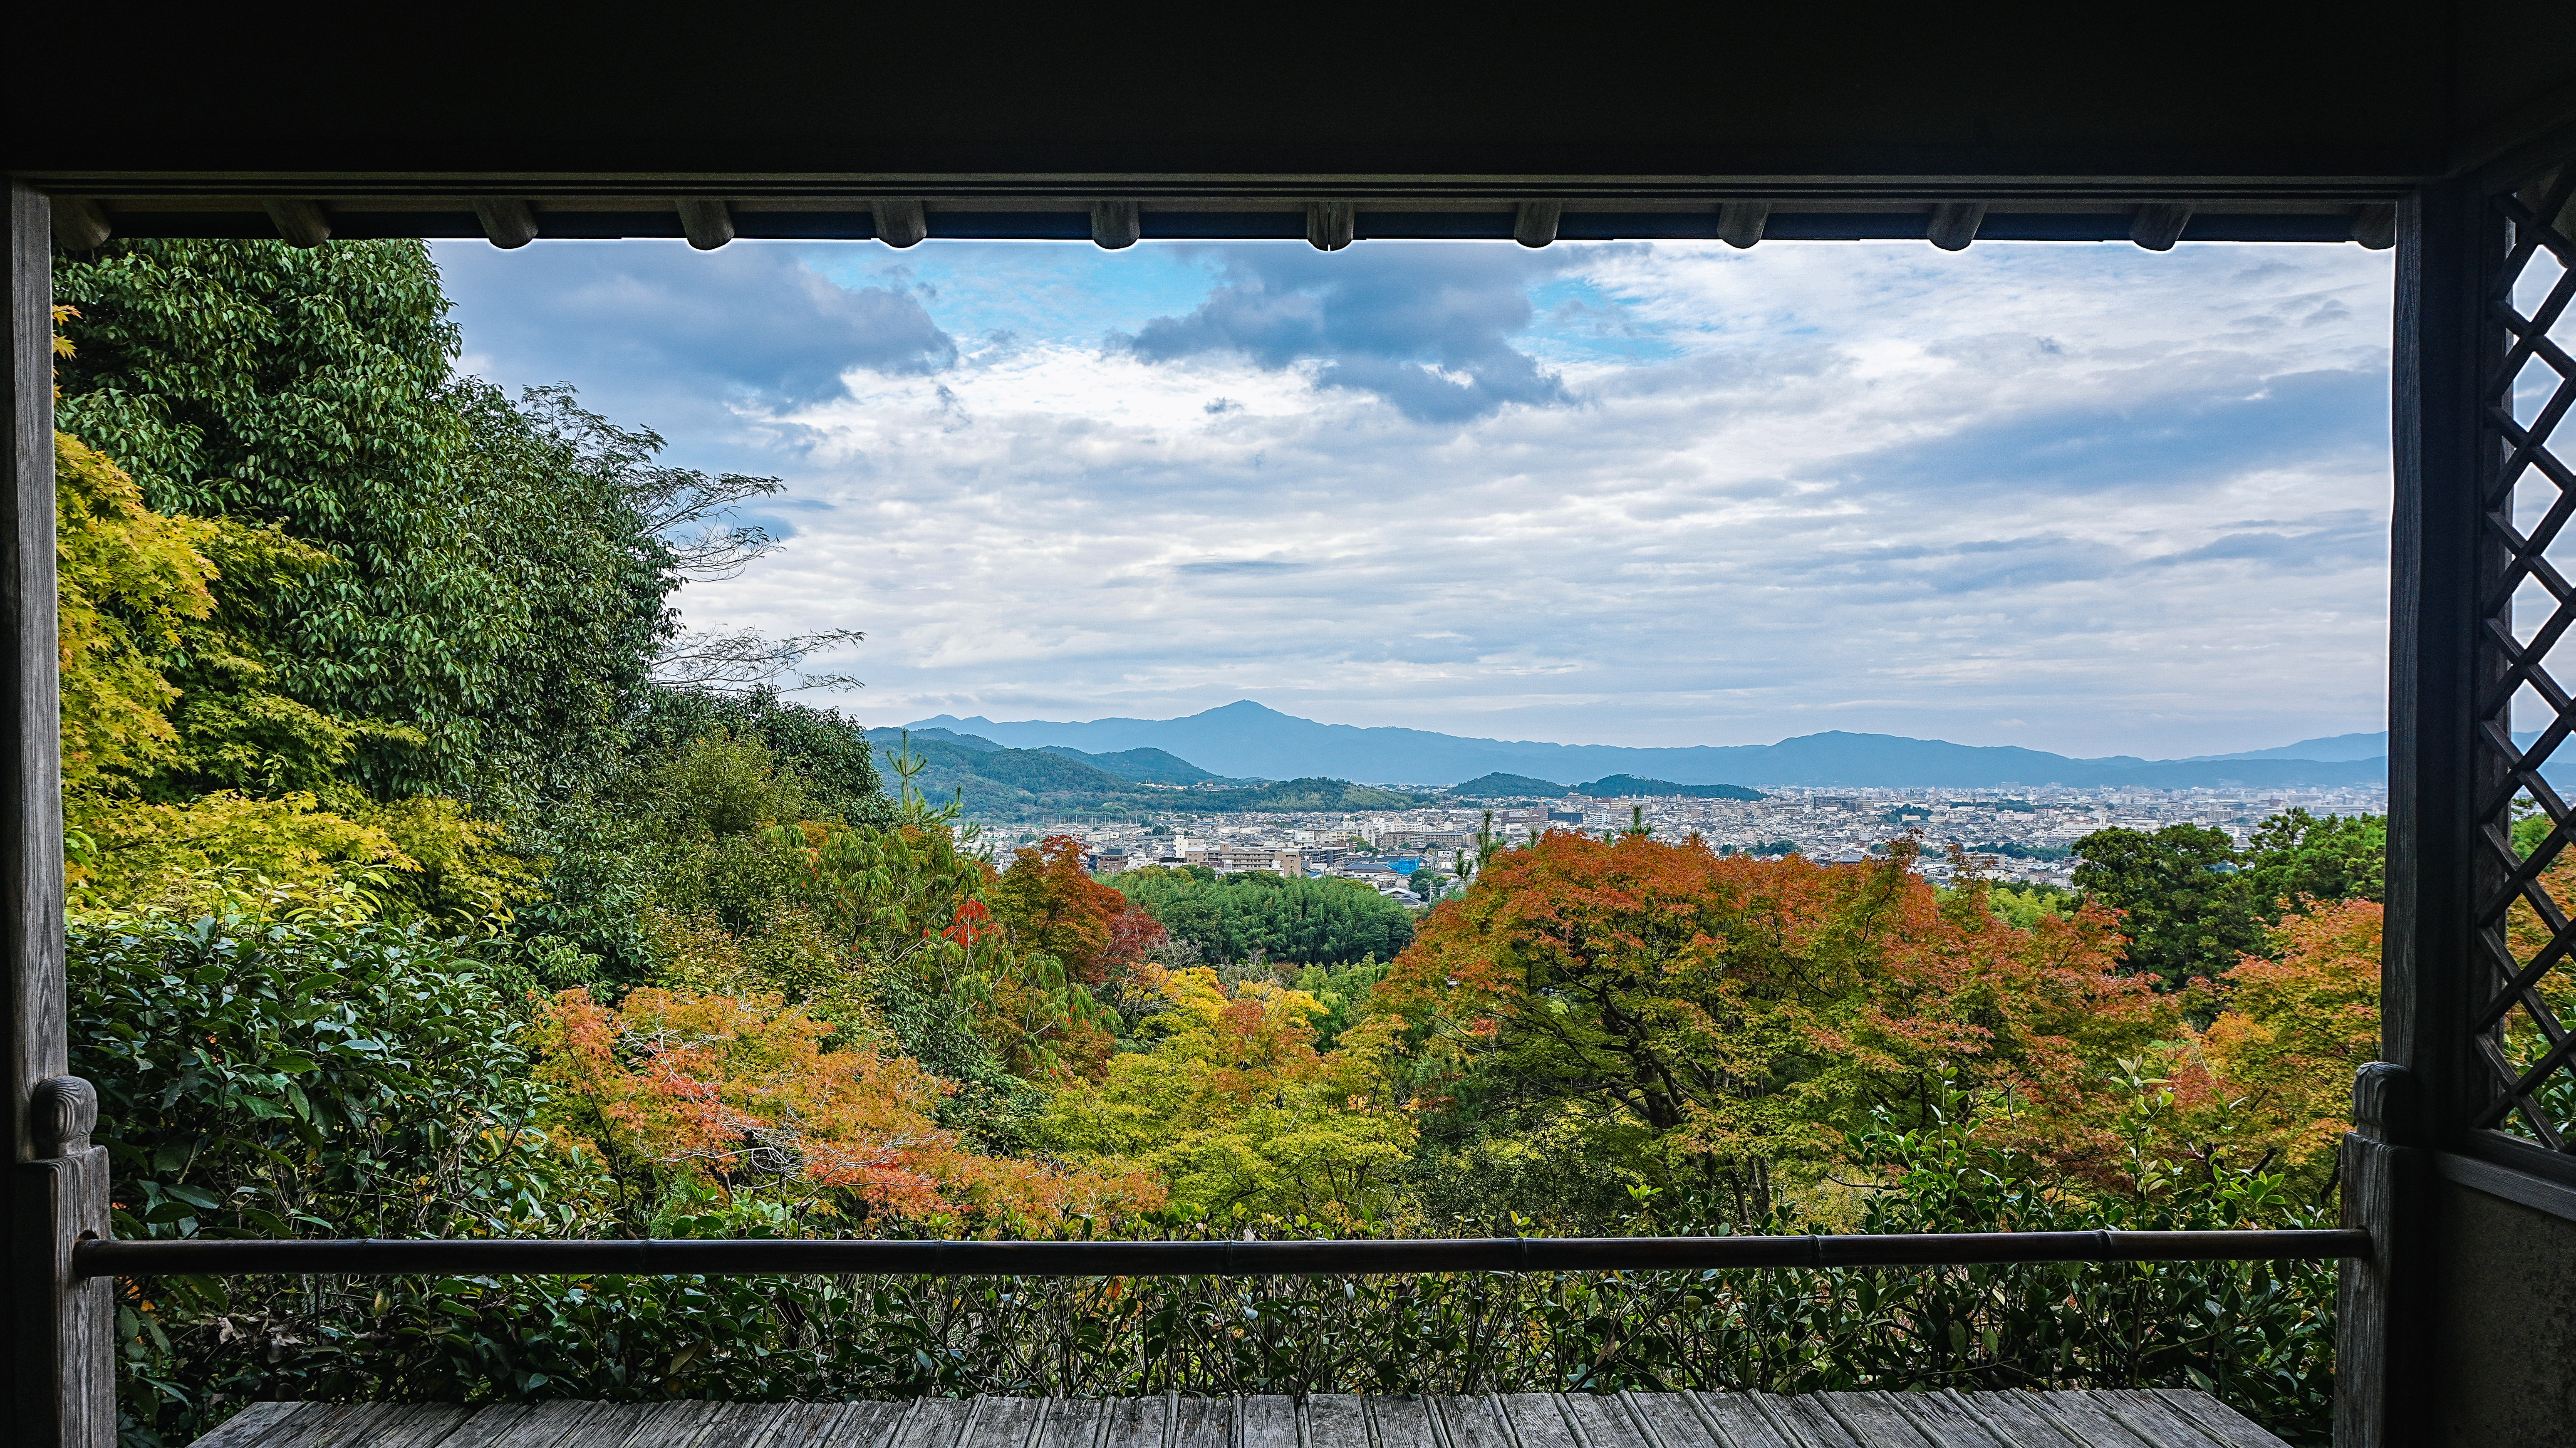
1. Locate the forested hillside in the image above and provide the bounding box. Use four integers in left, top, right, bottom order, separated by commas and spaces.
52, 240, 2436, 1447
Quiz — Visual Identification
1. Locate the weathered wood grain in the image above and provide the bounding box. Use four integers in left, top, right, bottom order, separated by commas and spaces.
1165, 1395, 1230, 1448
1034, 1399, 1110, 1448
1304, 1396, 1366, 1448
812, 1402, 912, 1448
186, 1401, 306, 1448
1812, 1392, 1941, 1448
1238, 1396, 1297, 1448
1367, 1396, 1441, 1448
1756, 1395, 1854, 1448
614, 1403, 724, 1448
2133, 1391, 2275, 1448
1092, 1397, 1167, 1448
1673, 1391, 1785, 1448
2030, 1391, 2143, 1446
352, 1405, 478, 1448
889, 1399, 978, 1448
1556, 1393, 1650, 1448
1429, 1396, 1516, 1448
180, 1391, 2291, 1448
265, 1403, 409, 1448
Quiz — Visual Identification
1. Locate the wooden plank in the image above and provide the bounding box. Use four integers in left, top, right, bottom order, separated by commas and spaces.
1304, 1397, 1368, 1448
1504, 1396, 1579, 1448
631, 1406, 755, 1448
1554, 1396, 1649, 1448
267, 1404, 409, 1448
1165, 1396, 1231, 1448
1812, 1393, 1944, 1448
1496, 1397, 1576, 1448
2128, 1392, 2284, 1448
890, 1401, 979, 1448
1238, 1396, 1298, 1448
602, 1405, 714, 1448
405, 1406, 536, 1448
2074, 1393, 2225, 1448
964, 1398, 1048, 1448
2028, 1395, 2141, 1447
1747, 1396, 1855, 1448
1093, 1396, 1169, 1448
347, 1405, 479, 1448
1675, 1392, 1793, 1448
1939, 1391, 2086, 1448
804, 1403, 912, 1448
1033, 1401, 1110, 1448
186, 1403, 311, 1448
1429, 1399, 1517, 1448
1864, 1393, 1997, 1448
1365, 1397, 1441, 1448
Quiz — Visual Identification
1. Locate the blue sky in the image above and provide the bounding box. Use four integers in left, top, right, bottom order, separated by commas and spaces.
435, 233, 2397, 759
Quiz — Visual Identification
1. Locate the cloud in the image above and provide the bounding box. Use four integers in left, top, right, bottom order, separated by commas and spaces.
436, 235, 2401, 759
1117, 245, 1576, 422
437, 240, 956, 408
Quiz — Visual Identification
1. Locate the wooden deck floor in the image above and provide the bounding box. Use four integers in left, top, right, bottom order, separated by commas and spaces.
191, 1391, 2289, 1448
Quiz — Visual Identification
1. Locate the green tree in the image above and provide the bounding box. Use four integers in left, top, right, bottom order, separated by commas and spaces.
1114, 870, 1416, 967
2237, 808, 2384, 911
55, 240, 519, 800
2071, 824, 2263, 988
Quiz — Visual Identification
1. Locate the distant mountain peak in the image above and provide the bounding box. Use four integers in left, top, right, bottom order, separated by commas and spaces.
899, 703, 2393, 791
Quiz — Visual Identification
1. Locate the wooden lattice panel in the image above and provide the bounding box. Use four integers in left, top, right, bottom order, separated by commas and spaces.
2476, 161, 2576, 1147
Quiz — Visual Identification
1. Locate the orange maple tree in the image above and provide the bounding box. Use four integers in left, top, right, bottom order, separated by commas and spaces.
1372, 831, 2171, 1209
530, 987, 1162, 1232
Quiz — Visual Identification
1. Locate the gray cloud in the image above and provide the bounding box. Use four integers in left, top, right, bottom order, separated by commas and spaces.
438, 240, 956, 406
1118, 245, 1575, 422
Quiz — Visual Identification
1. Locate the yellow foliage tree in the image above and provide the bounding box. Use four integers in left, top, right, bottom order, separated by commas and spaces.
1040, 966, 1417, 1230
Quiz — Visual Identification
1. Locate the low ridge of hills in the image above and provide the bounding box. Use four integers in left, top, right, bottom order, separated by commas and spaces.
902, 701, 2397, 791
1451, 772, 1768, 801
862, 729, 1425, 822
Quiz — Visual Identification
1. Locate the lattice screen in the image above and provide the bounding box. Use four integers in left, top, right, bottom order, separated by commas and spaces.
2474, 162, 2576, 1147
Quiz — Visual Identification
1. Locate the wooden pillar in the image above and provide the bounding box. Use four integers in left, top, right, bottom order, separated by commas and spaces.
2346, 175, 2497, 1447
2, 181, 99, 1448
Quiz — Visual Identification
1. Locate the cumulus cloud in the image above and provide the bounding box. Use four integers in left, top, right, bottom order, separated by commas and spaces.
1118, 245, 1575, 422
435, 235, 2399, 759
438, 239, 955, 409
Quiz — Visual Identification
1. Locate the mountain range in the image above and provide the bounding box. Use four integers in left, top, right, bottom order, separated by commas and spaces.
862, 728, 1427, 822
902, 701, 2394, 791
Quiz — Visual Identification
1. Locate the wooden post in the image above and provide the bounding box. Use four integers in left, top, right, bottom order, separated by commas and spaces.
2336, 1064, 2433, 1446
3, 181, 94, 1448
2356, 174, 2499, 1446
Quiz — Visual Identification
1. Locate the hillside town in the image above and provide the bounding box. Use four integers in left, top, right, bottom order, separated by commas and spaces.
998, 783, 2390, 901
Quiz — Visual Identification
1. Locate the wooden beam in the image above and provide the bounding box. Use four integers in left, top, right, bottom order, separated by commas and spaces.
1089, 200, 1139, 250
2353, 203, 2398, 249
259, 198, 329, 248
2, 178, 73, 1448
46, 200, 106, 252
471, 198, 537, 249
675, 198, 732, 250
1717, 201, 1769, 248
1512, 201, 1560, 248
1927, 201, 1985, 251
872, 198, 927, 248
1306, 201, 1354, 252
2129, 202, 2193, 250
